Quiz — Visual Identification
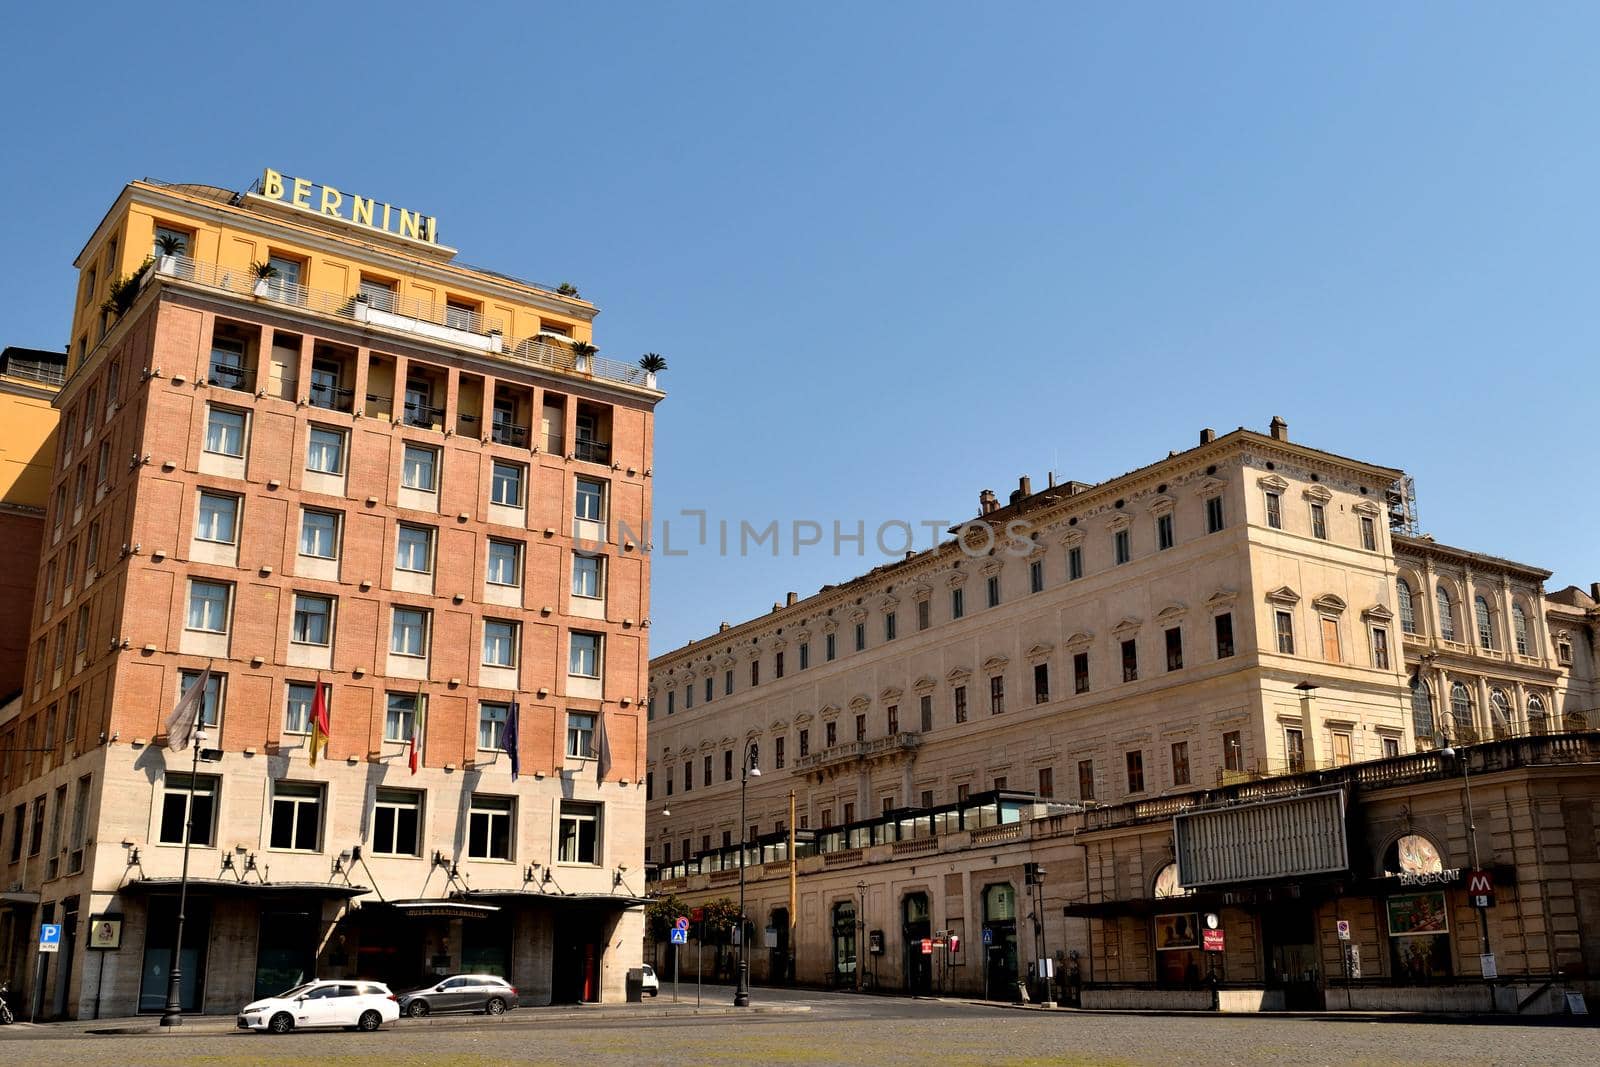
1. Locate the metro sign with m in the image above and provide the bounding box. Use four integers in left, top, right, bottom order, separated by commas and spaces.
1468, 869, 1495, 908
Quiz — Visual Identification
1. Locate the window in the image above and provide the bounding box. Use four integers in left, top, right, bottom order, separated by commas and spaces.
1121, 638, 1138, 682
1275, 610, 1295, 655
751, 660, 761, 686
1171, 741, 1191, 786
725, 669, 735, 694
285, 682, 315, 734
854, 622, 866, 651
775, 736, 785, 769
445, 299, 477, 330
986, 575, 1001, 607
705, 677, 713, 702
1114, 529, 1131, 565
28, 796, 44, 857
575, 478, 604, 521
1265, 491, 1282, 529
799, 642, 810, 669
1157, 512, 1175, 551
1068, 546, 1084, 581
1360, 515, 1377, 551
305, 427, 345, 474
566, 712, 595, 757
483, 619, 518, 666
1370, 626, 1391, 670
1037, 767, 1054, 798
491, 461, 524, 507
569, 632, 601, 677
153, 225, 189, 257
776, 651, 785, 677
469, 795, 514, 860
195, 492, 238, 543
1397, 579, 1416, 634
1449, 682, 1474, 740
1073, 651, 1089, 694
1436, 585, 1456, 642
558, 801, 600, 864
384, 692, 418, 742
684, 684, 693, 709
372, 789, 421, 856
953, 685, 968, 723
1558, 638, 1573, 665
1215, 613, 1235, 658
843, 802, 855, 823
825, 633, 837, 661
269, 782, 323, 851
300, 509, 340, 558
1474, 596, 1494, 650
1527, 693, 1548, 734
798, 729, 809, 757
1410, 675, 1435, 741
920, 694, 933, 732
292, 594, 333, 645
886, 705, 899, 733
572, 553, 602, 597
1029, 559, 1044, 593
1320, 616, 1342, 663
1205, 494, 1225, 533
1285, 728, 1305, 773
1382, 736, 1400, 758
855, 714, 866, 741
884, 613, 896, 641
1332, 731, 1353, 767
1034, 663, 1049, 704
469, 702, 507, 751
951, 587, 965, 619
396, 525, 434, 572
917, 601, 931, 630
391, 608, 429, 656
487, 539, 522, 586
1223, 731, 1243, 773
187, 580, 231, 632
989, 675, 1005, 715
1077, 759, 1095, 801
204, 407, 246, 456
96, 440, 111, 485
1125, 750, 1144, 793
402, 445, 437, 491
1512, 605, 1529, 655
159, 773, 217, 846
1310, 503, 1327, 540
1165, 627, 1183, 671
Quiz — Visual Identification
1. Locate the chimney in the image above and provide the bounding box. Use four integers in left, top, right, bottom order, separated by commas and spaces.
979, 489, 999, 516
1591, 582, 1600, 604
718, 621, 730, 632
1048, 471, 1057, 488
1269, 416, 1288, 441
1200, 428, 1215, 445
1019, 475, 1032, 498
786, 591, 798, 607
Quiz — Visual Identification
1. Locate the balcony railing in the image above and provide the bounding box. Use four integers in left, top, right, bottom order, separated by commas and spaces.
2, 358, 66, 386
403, 401, 445, 428
573, 437, 611, 464
308, 382, 355, 411
207, 361, 251, 391
491, 422, 529, 446
504, 338, 654, 390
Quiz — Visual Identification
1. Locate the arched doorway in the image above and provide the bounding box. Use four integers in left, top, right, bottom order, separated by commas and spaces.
1381, 833, 1452, 981
1151, 863, 1201, 987
981, 883, 1017, 998
902, 893, 932, 993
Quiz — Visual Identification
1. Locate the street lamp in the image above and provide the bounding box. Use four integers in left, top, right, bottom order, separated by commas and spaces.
855, 880, 867, 993
734, 741, 760, 1007
1439, 738, 1493, 976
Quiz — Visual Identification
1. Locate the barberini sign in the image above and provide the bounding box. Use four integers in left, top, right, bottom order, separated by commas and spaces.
255, 168, 439, 245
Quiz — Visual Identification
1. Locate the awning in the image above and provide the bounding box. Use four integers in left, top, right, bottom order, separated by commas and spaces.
461, 889, 650, 908
0, 890, 42, 909
117, 877, 369, 899
373, 899, 502, 920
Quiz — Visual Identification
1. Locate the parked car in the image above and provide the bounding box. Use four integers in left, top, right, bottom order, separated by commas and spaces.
640, 964, 660, 997
397, 974, 520, 1017
237, 979, 400, 1034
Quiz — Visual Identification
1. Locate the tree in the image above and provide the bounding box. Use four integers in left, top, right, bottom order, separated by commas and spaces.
700, 897, 742, 946
638, 353, 668, 373
645, 893, 687, 944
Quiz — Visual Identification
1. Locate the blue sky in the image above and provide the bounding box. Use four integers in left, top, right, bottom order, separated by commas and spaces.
2, 3, 1595, 653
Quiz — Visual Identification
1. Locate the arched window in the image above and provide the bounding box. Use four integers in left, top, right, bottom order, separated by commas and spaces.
1450, 681, 1474, 741
1527, 693, 1547, 735
1489, 687, 1512, 739
1512, 605, 1530, 656
1436, 585, 1456, 642
1474, 596, 1494, 650
1383, 833, 1444, 876
1410, 675, 1435, 743
1397, 579, 1417, 635
1153, 863, 1192, 899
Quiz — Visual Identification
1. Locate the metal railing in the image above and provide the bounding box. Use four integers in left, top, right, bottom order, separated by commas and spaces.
207, 361, 251, 391
403, 401, 444, 427
504, 337, 653, 389
308, 382, 355, 411
574, 437, 611, 464
491, 422, 529, 446
2, 358, 66, 385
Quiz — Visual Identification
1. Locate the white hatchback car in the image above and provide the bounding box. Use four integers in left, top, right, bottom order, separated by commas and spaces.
238, 979, 400, 1034
641, 964, 660, 997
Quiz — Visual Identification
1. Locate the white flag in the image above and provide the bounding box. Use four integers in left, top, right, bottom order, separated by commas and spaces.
166, 666, 211, 752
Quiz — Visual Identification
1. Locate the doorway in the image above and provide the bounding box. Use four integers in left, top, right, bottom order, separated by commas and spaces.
254, 909, 319, 998
902, 894, 932, 994
981, 883, 1018, 998
552, 915, 603, 1003
138, 897, 212, 1013
1261, 902, 1322, 1010
769, 907, 791, 984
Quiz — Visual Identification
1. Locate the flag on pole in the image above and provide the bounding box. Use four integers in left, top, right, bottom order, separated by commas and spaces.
165, 664, 212, 752
309, 681, 330, 766
504, 700, 521, 782
595, 709, 612, 781
408, 686, 426, 775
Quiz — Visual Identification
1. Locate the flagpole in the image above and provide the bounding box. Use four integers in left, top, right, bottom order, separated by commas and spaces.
161, 659, 211, 1028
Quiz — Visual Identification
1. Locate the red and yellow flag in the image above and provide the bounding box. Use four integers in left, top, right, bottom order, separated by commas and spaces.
309, 682, 330, 765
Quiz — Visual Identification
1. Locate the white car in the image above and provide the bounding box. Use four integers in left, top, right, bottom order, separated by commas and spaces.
237, 979, 400, 1034
641, 964, 660, 997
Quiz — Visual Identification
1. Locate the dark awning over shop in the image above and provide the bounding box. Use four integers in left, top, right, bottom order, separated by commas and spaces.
0, 890, 42, 910
117, 877, 370, 899
374, 899, 503, 920
461, 890, 650, 908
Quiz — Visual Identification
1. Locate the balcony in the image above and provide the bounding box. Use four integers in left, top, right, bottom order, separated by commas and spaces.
504, 337, 656, 391
207, 360, 251, 391
573, 437, 610, 464
491, 421, 529, 447
403, 400, 445, 429
308, 381, 355, 412
793, 731, 922, 776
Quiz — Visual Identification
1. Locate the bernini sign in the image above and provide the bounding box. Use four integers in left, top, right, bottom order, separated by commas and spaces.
257, 168, 439, 244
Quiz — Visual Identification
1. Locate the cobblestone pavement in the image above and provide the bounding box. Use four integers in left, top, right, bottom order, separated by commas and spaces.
0, 990, 1594, 1066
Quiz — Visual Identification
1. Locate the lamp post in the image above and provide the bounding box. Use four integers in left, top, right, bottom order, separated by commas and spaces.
855, 880, 867, 993
1440, 737, 1493, 977
734, 740, 760, 1007
160, 728, 206, 1027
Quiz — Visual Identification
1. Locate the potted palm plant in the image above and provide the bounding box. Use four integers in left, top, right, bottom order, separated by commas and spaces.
569, 340, 597, 373
251, 260, 280, 297
638, 353, 667, 388
557, 282, 580, 297
154, 233, 186, 275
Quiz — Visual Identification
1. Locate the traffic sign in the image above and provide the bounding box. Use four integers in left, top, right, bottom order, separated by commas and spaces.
1468, 869, 1496, 908
1202, 929, 1225, 953
670, 928, 689, 945
1336, 920, 1351, 941
39, 924, 62, 954
674, 915, 690, 931
921, 938, 933, 955
982, 927, 994, 945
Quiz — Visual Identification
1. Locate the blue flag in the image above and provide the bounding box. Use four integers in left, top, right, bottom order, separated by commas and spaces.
504, 700, 520, 782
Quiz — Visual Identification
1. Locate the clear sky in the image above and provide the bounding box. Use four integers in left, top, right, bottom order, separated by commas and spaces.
3, 3, 1595, 654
